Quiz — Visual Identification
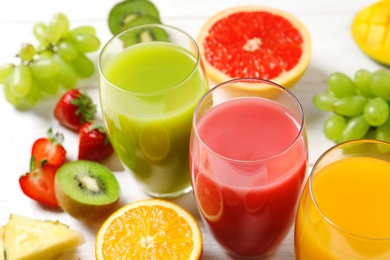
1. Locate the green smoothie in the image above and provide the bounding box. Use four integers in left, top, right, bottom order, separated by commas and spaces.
99, 41, 208, 197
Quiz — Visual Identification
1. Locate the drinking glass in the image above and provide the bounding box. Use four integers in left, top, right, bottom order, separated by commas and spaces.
295, 139, 390, 259
190, 78, 308, 258
99, 24, 209, 198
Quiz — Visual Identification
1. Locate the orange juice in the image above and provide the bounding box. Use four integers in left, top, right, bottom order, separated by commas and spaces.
295, 156, 390, 259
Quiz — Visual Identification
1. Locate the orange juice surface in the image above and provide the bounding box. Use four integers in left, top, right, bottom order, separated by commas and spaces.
295, 157, 390, 259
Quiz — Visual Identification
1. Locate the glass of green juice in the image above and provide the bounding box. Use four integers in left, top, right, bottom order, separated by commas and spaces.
98, 24, 209, 198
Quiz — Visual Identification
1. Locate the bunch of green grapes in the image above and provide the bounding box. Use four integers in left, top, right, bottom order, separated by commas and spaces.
0, 13, 100, 110
313, 69, 390, 143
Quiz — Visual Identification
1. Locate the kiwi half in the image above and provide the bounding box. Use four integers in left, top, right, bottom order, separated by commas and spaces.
120, 20, 170, 47
55, 160, 120, 223
108, 0, 161, 35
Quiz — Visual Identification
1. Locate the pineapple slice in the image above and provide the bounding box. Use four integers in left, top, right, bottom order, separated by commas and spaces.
3, 214, 85, 260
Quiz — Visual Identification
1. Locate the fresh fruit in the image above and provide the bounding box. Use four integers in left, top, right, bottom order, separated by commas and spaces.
54, 89, 96, 132
351, 0, 390, 66
195, 173, 223, 222
197, 6, 311, 91
31, 128, 66, 169
119, 18, 170, 47
95, 199, 202, 259
2, 214, 85, 259
313, 69, 390, 143
19, 159, 59, 207
108, 0, 161, 35
78, 121, 114, 161
0, 227, 4, 260
1, 13, 100, 110
55, 160, 120, 223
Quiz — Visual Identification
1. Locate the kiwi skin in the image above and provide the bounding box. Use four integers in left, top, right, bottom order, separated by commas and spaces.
54, 160, 121, 223
108, 0, 161, 35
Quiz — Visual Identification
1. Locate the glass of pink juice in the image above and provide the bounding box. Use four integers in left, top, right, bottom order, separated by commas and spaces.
190, 78, 308, 258
295, 139, 390, 259
98, 24, 208, 198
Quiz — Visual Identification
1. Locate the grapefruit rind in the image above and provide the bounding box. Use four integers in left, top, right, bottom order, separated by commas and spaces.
95, 199, 203, 260
351, 0, 390, 66
195, 173, 223, 222
197, 6, 312, 92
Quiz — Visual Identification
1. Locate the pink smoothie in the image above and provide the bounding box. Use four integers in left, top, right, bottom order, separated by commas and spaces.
191, 97, 307, 257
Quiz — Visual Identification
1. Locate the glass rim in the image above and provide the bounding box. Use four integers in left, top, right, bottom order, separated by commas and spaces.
309, 138, 390, 241
192, 77, 306, 163
98, 23, 201, 97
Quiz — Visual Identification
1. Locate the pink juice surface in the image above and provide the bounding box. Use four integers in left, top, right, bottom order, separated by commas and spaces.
191, 97, 307, 257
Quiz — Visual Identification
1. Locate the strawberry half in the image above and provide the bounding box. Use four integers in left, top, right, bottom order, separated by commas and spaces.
54, 89, 96, 132
19, 159, 59, 207
78, 121, 114, 161
31, 128, 66, 169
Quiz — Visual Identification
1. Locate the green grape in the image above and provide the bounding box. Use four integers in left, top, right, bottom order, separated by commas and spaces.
332, 96, 367, 117
338, 115, 370, 143
312, 90, 338, 111
9, 65, 32, 97
47, 13, 69, 43
354, 69, 374, 98
57, 40, 78, 61
0, 63, 15, 84
370, 69, 390, 101
18, 43, 36, 62
33, 23, 48, 44
363, 97, 390, 126
70, 53, 95, 78
18, 79, 42, 110
70, 25, 96, 35
323, 114, 347, 141
36, 77, 60, 96
376, 118, 390, 153
327, 72, 357, 98
30, 57, 60, 79
3, 78, 20, 106
68, 33, 100, 53
365, 128, 377, 139
53, 54, 78, 89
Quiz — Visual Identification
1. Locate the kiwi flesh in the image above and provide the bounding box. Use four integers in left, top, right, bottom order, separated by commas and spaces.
108, 0, 161, 35
119, 16, 170, 47
54, 160, 120, 223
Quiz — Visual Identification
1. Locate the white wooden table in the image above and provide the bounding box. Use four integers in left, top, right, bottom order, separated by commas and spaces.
0, 0, 381, 259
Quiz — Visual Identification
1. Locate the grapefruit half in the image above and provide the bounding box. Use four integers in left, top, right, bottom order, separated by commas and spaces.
197, 6, 312, 91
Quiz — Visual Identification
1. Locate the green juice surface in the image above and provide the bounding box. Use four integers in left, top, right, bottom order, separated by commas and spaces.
100, 42, 208, 196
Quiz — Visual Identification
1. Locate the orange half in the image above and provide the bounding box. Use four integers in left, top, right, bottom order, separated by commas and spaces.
95, 199, 203, 259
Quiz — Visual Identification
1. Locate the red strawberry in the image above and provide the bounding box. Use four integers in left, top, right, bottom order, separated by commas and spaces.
31, 128, 66, 169
54, 89, 96, 132
78, 121, 114, 161
19, 159, 59, 207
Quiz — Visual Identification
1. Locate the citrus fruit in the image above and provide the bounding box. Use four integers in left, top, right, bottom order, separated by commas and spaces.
351, 0, 390, 66
95, 199, 203, 260
140, 122, 170, 162
197, 6, 311, 91
195, 173, 223, 222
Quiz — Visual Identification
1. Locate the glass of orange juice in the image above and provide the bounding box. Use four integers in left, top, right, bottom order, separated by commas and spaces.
295, 139, 390, 259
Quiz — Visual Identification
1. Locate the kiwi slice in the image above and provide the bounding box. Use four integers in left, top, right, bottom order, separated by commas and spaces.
55, 160, 120, 223
108, 0, 161, 35
120, 19, 170, 47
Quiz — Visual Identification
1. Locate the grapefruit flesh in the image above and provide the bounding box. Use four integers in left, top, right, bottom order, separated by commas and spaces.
197, 6, 312, 89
